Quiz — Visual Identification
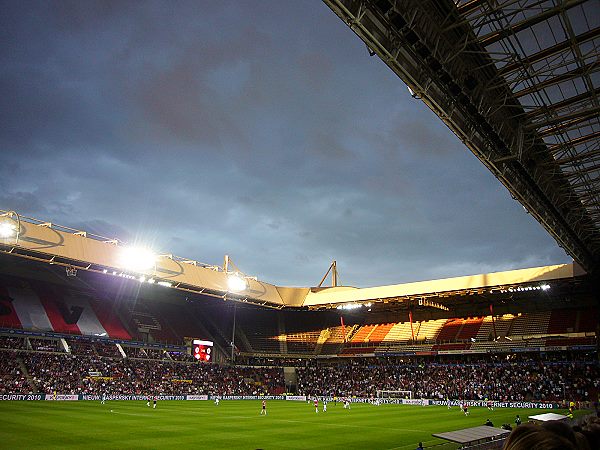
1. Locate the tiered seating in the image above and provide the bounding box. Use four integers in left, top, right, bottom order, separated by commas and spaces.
95, 341, 121, 358
0, 335, 25, 349
67, 339, 97, 356
548, 309, 577, 334
367, 323, 395, 344
149, 302, 201, 343
436, 319, 463, 342
0, 279, 131, 340
577, 308, 598, 332
474, 316, 495, 341
378, 343, 434, 353
30, 338, 61, 352
382, 321, 414, 344
415, 319, 446, 342
286, 331, 320, 353
0, 286, 23, 329
283, 311, 336, 354
122, 346, 148, 358
126, 307, 180, 344
144, 348, 168, 359
0, 354, 30, 394
456, 317, 483, 341
509, 311, 551, 337
431, 342, 468, 351
238, 308, 280, 353
340, 346, 375, 354
491, 314, 516, 339
350, 324, 376, 344
546, 337, 596, 346
319, 326, 346, 355
88, 298, 131, 340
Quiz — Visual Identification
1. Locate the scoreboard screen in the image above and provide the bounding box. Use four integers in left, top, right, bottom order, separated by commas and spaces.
192, 339, 213, 362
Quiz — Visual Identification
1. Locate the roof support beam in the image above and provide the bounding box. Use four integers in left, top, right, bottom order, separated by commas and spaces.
529, 105, 600, 131
478, 0, 586, 47
514, 60, 599, 99
552, 147, 600, 165
499, 26, 600, 76
548, 131, 600, 153
527, 88, 600, 120
457, 0, 489, 15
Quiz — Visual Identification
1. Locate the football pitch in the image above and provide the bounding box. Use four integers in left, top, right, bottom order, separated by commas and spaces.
0, 400, 585, 449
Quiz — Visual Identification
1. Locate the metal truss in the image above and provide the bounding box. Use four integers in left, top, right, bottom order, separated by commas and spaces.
323, 0, 600, 274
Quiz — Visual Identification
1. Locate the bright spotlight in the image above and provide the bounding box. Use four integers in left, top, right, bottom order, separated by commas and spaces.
227, 273, 248, 292
541, 284, 550, 291
0, 222, 16, 238
119, 246, 156, 272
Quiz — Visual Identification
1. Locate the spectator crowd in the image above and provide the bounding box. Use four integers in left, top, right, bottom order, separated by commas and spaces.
0, 335, 597, 405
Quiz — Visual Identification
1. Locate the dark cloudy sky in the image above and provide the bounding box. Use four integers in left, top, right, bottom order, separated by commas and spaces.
0, 1, 571, 287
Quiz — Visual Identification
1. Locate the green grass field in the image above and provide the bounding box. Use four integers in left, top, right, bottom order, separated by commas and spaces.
0, 400, 587, 449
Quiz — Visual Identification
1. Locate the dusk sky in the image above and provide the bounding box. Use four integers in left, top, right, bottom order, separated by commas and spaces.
0, 1, 571, 288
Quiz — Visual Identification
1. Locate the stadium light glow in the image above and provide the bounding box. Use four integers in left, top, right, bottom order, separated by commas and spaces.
157, 281, 172, 288
0, 222, 16, 238
227, 273, 248, 292
541, 284, 550, 290
336, 303, 363, 310
119, 246, 157, 272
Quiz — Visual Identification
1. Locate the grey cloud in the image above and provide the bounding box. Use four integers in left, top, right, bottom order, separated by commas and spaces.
0, 1, 570, 288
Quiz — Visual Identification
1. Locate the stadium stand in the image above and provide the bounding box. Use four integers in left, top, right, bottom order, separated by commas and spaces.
350, 324, 376, 344
578, 308, 599, 333
235, 307, 280, 354
548, 309, 578, 334
415, 318, 446, 342
367, 323, 395, 344
456, 317, 483, 341
510, 311, 551, 338
436, 318, 465, 342
382, 321, 414, 345
0, 262, 597, 406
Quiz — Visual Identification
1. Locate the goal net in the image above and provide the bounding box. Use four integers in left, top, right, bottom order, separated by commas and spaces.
376, 390, 412, 400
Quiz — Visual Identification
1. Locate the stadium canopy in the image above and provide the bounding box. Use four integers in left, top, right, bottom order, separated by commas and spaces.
322, 0, 600, 277
0, 209, 589, 310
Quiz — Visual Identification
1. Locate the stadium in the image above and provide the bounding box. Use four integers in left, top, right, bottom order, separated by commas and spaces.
1, 1, 599, 449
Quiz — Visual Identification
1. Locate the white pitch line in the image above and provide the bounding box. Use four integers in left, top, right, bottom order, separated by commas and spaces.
109, 411, 160, 418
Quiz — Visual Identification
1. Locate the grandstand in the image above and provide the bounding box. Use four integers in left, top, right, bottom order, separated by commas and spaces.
0, 245, 596, 363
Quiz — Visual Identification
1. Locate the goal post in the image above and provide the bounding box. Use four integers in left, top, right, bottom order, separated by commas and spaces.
376, 390, 412, 400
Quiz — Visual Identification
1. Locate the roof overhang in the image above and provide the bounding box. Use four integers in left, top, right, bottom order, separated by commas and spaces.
0, 209, 588, 309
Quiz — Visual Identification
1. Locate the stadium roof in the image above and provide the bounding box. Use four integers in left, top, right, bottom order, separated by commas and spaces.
0, 209, 591, 311
322, 0, 600, 275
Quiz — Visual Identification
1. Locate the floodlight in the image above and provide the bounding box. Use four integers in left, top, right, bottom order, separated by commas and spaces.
119, 246, 156, 272
227, 273, 248, 292
541, 284, 550, 291
0, 222, 16, 238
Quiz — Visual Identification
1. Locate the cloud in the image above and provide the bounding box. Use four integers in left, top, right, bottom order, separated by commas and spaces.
0, 1, 570, 288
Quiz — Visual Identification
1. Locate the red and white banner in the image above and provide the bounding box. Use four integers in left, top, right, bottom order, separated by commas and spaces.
1, 283, 130, 339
